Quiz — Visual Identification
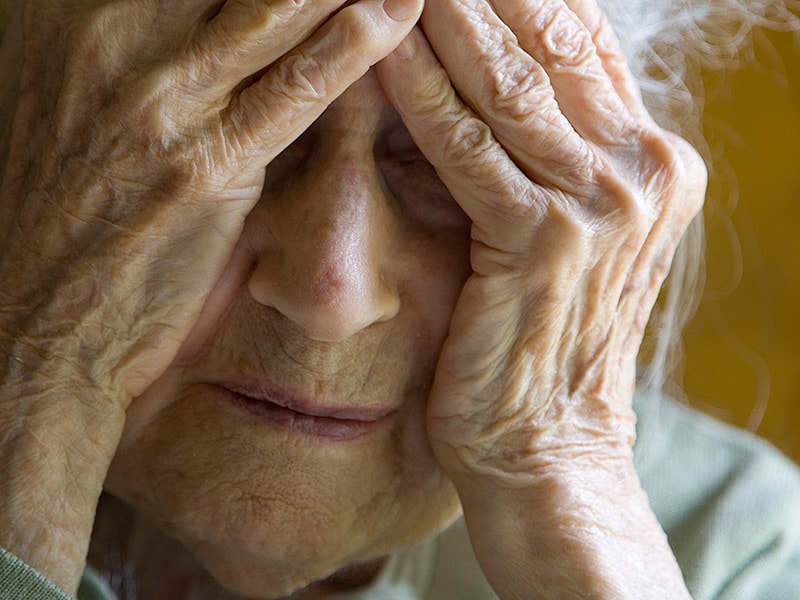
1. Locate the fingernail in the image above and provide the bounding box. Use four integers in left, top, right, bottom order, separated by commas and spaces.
393, 32, 418, 60
383, 0, 420, 22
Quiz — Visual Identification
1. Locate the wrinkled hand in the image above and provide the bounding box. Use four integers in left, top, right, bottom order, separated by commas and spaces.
0, 0, 420, 592
0, 0, 420, 400
377, 0, 704, 596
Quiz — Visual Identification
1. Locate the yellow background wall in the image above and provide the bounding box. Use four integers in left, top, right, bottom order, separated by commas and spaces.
684, 25, 800, 463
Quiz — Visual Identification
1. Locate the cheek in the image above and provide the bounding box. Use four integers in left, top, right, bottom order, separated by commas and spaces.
168, 242, 254, 366
400, 227, 473, 330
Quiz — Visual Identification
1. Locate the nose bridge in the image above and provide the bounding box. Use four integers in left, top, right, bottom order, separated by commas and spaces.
248, 115, 401, 342
296, 152, 380, 303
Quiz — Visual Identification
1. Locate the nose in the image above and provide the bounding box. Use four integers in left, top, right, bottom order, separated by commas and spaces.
247, 91, 401, 341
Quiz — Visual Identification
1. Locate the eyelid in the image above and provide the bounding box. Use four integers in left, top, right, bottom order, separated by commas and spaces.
386, 122, 418, 155
377, 151, 471, 232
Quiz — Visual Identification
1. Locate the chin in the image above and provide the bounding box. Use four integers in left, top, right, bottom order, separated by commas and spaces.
105, 472, 462, 600
104, 381, 463, 598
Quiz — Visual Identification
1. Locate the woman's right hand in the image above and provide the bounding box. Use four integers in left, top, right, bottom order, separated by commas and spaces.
0, 0, 421, 592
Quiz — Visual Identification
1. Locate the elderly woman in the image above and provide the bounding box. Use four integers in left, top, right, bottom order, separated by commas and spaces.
0, 0, 798, 597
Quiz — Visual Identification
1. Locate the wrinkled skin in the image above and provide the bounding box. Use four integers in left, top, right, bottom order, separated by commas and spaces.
0, 0, 704, 597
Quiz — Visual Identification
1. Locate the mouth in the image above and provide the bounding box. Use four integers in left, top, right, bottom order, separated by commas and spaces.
210, 379, 396, 441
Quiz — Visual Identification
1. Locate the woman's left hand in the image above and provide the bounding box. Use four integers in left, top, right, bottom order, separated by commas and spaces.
376, 0, 704, 596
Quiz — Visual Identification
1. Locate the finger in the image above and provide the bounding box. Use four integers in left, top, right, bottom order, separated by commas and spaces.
489, 0, 642, 143
418, 0, 596, 191
377, 28, 548, 253
224, 0, 423, 171
561, 0, 651, 120
186, 0, 348, 97
611, 134, 705, 370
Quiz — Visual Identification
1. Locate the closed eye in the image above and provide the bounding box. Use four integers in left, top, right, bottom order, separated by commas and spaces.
377, 122, 471, 232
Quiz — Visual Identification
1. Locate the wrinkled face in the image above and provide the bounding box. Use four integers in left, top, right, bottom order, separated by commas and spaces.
105, 71, 473, 598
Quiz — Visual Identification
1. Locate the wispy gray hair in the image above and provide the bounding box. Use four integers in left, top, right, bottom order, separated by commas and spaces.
607, 0, 800, 393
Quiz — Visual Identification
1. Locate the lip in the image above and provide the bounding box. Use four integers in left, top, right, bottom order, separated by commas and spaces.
210, 379, 396, 441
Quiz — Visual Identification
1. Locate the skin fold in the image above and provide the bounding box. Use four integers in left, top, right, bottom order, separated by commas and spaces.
0, 0, 704, 597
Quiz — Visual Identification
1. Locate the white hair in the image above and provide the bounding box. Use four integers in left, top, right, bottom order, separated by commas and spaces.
603, 0, 800, 393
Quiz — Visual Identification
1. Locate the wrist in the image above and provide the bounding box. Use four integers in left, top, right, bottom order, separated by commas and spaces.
0, 365, 126, 595
454, 456, 690, 599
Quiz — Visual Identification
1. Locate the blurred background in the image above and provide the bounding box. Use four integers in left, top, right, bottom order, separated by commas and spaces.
683, 23, 800, 463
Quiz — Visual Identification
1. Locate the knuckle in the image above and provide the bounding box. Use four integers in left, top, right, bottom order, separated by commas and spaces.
62, 4, 113, 54
638, 130, 707, 220
404, 60, 456, 114
589, 158, 654, 240
617, 202, 653, 248
614, 191, 651, 234
271, 6, 376, 105
256, 0, 307, 23
552, 202, 593, 248
531, 4, 595, 69
437, 116, 533, 205
60, 10, 115, 85
183, 37, 229, 91
671, 134, 708, 205
57, 5, 173, 125
592, 14, 628, 69
440, 116, 496, 168
61, 2, 141, 68
215, 0, 305, 43
330, 2, 373, 47
587, 128, 708, 257
274, 51, 334, 102
488, 58, 551, 121
233, 0, 283, 27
